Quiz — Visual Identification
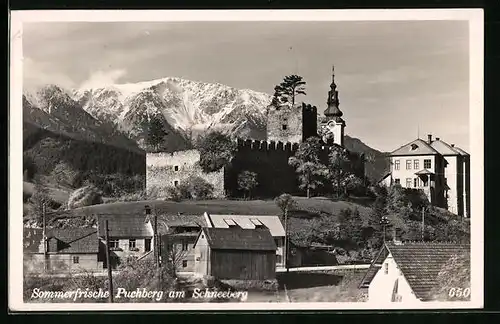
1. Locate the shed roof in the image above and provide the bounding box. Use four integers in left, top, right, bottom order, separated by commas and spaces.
199, 227, 277, 251
207, 214, 285, 237
97, 214, 153, 238
360, 242, 470, 301
390, 138, 440, 156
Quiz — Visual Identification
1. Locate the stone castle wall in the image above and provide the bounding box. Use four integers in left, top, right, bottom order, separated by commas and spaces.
266, 103, 318, 143
146, 150, 225, 198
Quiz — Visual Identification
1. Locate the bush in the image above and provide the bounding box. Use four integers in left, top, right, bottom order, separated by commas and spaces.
166, 186, 183, 202
185, 176, 214, 199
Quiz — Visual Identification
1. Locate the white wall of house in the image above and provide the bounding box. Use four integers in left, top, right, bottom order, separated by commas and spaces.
108, 238, 152, 259
444, 155, 459, 214
391, 154, 436, 188
193, 232, 210, 276
368, 253, 420, 304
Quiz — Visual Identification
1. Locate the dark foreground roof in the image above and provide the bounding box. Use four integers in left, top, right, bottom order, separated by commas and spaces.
360, 242, 470, 301
23, 228, 98, 254
97, 214, 153, 238
200, 227, 276, 251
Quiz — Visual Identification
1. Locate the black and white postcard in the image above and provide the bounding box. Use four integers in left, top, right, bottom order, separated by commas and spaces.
9, 9, 484, 311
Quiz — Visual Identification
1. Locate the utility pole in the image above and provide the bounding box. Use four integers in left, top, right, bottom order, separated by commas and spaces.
380, 215, 390, 244
105, 220, 114, 303
42, 203, 47, 273
421, 207, 425, 242
284, 206, 289, 273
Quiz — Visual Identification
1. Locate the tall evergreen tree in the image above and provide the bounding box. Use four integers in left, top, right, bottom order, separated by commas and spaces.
272, 75, 307, 106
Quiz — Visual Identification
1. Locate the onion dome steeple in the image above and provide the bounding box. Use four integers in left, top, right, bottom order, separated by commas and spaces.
324, 65, 344, 120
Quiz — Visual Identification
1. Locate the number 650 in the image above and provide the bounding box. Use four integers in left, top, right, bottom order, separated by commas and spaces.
448, 287, 471, 298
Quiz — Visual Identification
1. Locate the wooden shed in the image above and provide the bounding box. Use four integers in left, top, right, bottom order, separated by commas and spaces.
193, 227, 276, 280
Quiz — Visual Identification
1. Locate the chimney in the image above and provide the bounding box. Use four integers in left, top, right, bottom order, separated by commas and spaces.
435, 137, 440, 141
451, 144, 455, 147
427, 134, 433, 144
392, 228, 403, 245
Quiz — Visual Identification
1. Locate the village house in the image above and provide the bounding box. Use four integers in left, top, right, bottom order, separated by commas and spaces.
359, 241, 470, 303
23, 228, 102, 273
193, 227, 277, 280
96, 213, 154, 268
380, 134, 470, 217
202, 212, 287, 269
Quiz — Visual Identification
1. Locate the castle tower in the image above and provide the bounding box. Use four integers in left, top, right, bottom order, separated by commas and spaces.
320, 65, 346, 147
266, 101, 318, 144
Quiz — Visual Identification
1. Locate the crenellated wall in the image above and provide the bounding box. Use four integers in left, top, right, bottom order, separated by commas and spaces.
146, 150, 225, 198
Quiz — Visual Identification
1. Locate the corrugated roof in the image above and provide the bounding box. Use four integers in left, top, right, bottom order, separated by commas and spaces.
430, 139, 461, 155
97, 214, 153, 238
201, 227, 277, 251
208, 214, 285, 237
390, 138, 440, 156
386, 242, 470, 301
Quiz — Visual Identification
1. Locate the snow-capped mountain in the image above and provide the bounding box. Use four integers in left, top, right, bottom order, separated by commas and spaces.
72, 77, 273, 149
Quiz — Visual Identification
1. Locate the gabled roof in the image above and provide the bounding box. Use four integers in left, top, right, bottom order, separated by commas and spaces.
430, 139, 461, 155
361, 242, 470, 301
451, 145, 470, 156
207, 214, 285, 237
23, 228, 99, 254
159, 214, 206, 228
390, 138, 440, 156
97, 214, 153, 238
196, 227, 276, 251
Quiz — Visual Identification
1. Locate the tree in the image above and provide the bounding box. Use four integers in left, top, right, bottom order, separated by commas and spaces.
28, 183, 51, 224
145, 115, 168, 152
385, 184, 413, 219
271, 75, 307, 107
196, 131, 237, 173
185, 176, 214, 199
237, 171, 258, 199
275, 193, 297, 272
162, 237, 189, 278
328, 146, 353, 198
288, 137, 328, 198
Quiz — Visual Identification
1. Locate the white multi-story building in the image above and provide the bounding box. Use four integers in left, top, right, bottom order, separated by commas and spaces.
380, 134, 470, 217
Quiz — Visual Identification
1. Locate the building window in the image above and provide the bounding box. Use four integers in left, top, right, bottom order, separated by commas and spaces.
394, 160, 400, 170
182, 260, 188, 268
424, 159, 431, 169
414, 178, 419, 188
174, 165, 179, 171
223, 218, 237, 227
282, 124, 287, 130
145, 238, 151, 252
174, 180, 179, 187
414, 159, 419, 170
129, 239, 136, 249
384, 263, 389, 275
406, 178, 412, 188
406, 160, 412, 170
394, 178, 400, 185
182, 240, 189, 251
109, 239, 119, 249
73, 256, 79, 264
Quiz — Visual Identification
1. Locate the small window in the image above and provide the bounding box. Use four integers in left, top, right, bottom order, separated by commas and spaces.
182, 241, 189, 251
223, 219, 237, 227
182, 260, 188, 268
394, 178, 400, 184
282, 124, 287, 130
129, 239, 136, 249
406, 160, 412, 170
414, 178, 418, 188
394, 160, 400, 170
384, 263, 389, 275
410, 144, 419, 151
201, 234, 204, 239
414, 159, 419, 170
174, 165, 179, 171
174, 180, 179, 187
424, 159, 431, 169
73, 256, 79, 264
145, 238, 151, 252
406, 178, 412, 188
250, 218, 263, 226
109, 239, 119, 249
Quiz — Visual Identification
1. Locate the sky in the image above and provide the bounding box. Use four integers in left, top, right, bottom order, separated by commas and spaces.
22, 20, 470, 152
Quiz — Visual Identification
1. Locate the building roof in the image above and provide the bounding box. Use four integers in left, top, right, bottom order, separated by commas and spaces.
206, 214, 285, 237
97, 214, 153, 238
430, 139, 461, 155
197, 227, 277, 251
360, 242, 470, 301
451, 145, 470, 156
390, 138, 440, 156
23, 228, 99, 254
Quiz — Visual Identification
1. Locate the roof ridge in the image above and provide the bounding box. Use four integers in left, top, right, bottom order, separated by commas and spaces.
390, 138, 440, 156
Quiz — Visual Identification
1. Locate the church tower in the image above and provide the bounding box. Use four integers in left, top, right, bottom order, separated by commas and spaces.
320, 65, 345, 147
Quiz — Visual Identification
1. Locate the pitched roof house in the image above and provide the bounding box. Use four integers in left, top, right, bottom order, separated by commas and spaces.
360, 242, 470, 303
23, 228, 102, 273
193, 227, 277, 280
